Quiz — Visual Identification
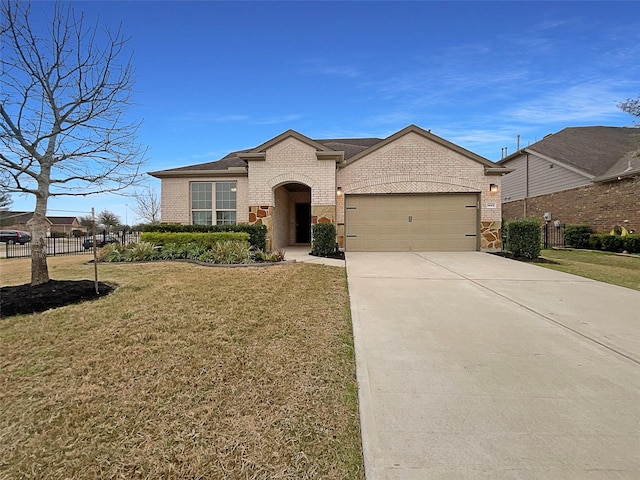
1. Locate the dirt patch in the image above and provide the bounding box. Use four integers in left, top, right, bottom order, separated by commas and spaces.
1, 280, 116, 318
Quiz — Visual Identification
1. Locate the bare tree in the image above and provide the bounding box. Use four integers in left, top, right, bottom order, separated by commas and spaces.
618, 95, 640, 126
0, 190, 11, 210
0, 1, 146, 284
132, 186, 161, 224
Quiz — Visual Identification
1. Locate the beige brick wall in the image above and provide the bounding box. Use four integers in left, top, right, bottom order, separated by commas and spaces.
337, 131, 502, 223
248, 137, 336, 206
160, 176, 249, 224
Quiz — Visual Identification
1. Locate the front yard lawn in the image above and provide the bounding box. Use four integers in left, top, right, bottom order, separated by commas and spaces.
0, 257, 363, 479
536, 249, 640, 291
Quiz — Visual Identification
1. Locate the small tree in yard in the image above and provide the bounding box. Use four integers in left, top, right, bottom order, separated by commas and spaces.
0, 1, 146, 285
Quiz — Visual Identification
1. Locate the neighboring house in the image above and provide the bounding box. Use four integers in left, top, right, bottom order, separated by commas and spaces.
498, 126, 640, 233
0, 211, 85, 235
149, 125, 510, 252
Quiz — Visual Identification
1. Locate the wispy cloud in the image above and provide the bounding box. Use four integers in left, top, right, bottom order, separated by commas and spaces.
167, 112, 249, 124
302, 59, 363, 79
505, 83, 626, 125
253, 114, 302, 125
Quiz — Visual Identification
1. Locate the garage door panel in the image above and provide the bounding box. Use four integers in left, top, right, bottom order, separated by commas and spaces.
345, 194, 478, 252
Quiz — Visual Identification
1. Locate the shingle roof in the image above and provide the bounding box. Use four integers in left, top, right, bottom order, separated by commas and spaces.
149, 138, 384, 175
502, 126, 640, 181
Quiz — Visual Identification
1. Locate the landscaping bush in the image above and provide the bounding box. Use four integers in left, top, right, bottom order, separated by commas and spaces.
588, 233, 604, 251
311, 223, 337, 257
124, 241, 157, 261
142, 224, 266, 250
506, 219, 541, 259
140, 231, 248, 250
600, 234, 625, 253
199, 240, 253, 264
71, 229, 85, 237
564, 224, 594, 249
623, 234, 640, 253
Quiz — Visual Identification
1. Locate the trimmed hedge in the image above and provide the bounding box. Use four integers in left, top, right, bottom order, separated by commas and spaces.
589, 233, 640, 253
142, 223, 266, 250
564, 224, 594, 249
506, 219, 541, 259
311, 223, 337, 257
140, 232, 249, 250
623, 234, 640, 253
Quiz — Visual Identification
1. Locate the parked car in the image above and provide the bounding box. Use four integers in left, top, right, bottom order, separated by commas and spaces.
83, 234, 120, 249
0, 230, 32, 244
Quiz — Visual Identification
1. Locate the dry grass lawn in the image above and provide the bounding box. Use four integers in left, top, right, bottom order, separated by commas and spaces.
538, 249, 640, 291
0, 256, 363, 479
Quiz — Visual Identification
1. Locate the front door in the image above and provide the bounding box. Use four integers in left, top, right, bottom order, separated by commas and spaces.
295, 203, 311, 243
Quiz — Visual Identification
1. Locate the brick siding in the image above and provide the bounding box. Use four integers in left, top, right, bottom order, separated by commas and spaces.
502, 176, 639, 233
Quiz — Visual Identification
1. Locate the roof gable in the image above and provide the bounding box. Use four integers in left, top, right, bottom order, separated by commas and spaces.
250, 129, 334, 154
343, 124, 501, 170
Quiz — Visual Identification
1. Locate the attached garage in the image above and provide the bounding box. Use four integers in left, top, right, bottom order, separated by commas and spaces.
345, 193, 479, 252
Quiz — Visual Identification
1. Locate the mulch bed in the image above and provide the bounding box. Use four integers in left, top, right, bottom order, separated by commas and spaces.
489, 251, 558, 264
310, 250, 346, 260
1, 280, 116, 318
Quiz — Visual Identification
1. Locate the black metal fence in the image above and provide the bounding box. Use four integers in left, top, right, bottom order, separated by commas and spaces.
543, 222, 565, 249
3, 231, 141, 259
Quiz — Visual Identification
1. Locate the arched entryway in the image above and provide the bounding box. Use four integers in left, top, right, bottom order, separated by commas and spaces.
273, 182, 311, 249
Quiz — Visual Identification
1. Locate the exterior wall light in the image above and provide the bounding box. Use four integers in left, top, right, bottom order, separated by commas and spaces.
489, 184, 498, 193
337, 186, 343, 196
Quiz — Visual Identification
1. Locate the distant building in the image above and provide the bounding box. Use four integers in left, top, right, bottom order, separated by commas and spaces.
498, 126, 640, 232
0, 211, 86, 236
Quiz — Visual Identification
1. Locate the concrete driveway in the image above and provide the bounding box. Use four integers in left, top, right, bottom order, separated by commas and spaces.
347, 252, 640, 480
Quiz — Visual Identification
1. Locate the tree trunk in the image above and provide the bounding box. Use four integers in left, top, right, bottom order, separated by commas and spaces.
28, 190, 50, 285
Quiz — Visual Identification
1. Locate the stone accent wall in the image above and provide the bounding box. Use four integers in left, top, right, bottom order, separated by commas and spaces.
481, 221, 502, 250
311, 205, 335, 224
160, 176, 249, 224
502, 176, 640, 233
249, 206, 274, 250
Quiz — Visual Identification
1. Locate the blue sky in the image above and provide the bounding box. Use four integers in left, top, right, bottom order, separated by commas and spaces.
9, 0, 640, 224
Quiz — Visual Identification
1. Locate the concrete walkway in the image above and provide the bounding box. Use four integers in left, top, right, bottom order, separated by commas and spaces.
347, 252, 640, 479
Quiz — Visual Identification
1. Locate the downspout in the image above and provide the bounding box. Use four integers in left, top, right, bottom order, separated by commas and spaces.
524, 153, 529, 218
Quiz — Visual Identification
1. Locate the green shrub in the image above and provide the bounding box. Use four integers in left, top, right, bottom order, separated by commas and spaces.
588, 233, 604, 250
600, 234, 625, 252
98, 243, 125, 262
71, 229, 85, 237
253, 248, 286, 263
506, 219, 541, 259
311, 223, 337, 257
623, 234, 640, 253
140, 231, 248, 250
141, 224, 267, 250
199, 240, 253, 264
564, 224, 593, 249
125, 241, 157, 261
49, 231, 67, 238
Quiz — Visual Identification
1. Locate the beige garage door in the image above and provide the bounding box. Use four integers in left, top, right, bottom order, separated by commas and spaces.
345, 194, 479, 251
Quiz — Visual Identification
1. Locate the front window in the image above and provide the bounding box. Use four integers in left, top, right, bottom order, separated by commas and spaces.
191, 182, 236, 225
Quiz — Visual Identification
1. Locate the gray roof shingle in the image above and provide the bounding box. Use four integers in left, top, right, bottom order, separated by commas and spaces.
521, 126, 640, 179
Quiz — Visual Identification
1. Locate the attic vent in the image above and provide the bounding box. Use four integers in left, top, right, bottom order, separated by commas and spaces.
624, 160, 633, 172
